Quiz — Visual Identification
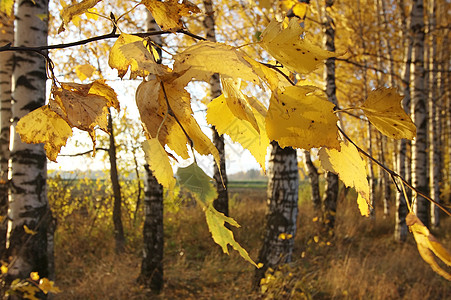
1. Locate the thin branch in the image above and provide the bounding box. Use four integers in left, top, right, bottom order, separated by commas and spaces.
58, 147, 109, 157
260, 62, 296, 86
338, 126, 450, 216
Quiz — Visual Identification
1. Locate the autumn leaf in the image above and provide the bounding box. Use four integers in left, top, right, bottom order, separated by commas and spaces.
142, 138, 176, 190
16, 106, 73, 162
176, 163, 217, 205
406, 213, 451, 281
243, 57, 292, 92
135, 79, 189, 159
260, 18, 336, 74
75, 64, 96, 81
357, 194, 370, 217
266, 85, 340, 150
172, 41, 260, 87
221, 77, 259, 132
23, 225, 37, 235
206, 206, 258, 267
0, 0, 14, 16
360, 88, 416, 140
38, 278, 61, 294
319, 140, 371, 215
50, 80, 118, 143
58, 0, 101, 33
141, 0, 200, 32
207, 94, 269, 172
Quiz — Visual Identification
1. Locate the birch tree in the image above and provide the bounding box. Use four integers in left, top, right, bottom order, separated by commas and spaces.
0, 8, 13, 259
410, 0, 429, 227
6, 0, 52, 284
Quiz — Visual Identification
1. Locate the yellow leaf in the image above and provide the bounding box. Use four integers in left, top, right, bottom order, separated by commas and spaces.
16, 106, 73, 162
406, 213, 451, 281
58, 0, 101, 33
141, 0, 200, 32
319, 140, 370, 214
0, 0, 14, 16
357, 194, 370, 217
23, 225, 37, 235
172, 41, 260, 87
312, 217, 318, 222
85, 7, 99, 20
266, 85, 340, 149
75, 64, 96, 81
207, 94, 269, 172
243, 57, 292, 92
205, 206, 258, 267
30, 272, 39, 281
313, 236, 319, 243
260, 18, 336, 74
221, 77, 259, 132
135, 80, 189, 159
50, 80, 118, 143
1, 265, 8, 274
142, 138, 176, 190
360, 88, 416, 140
39, 278, 61, 294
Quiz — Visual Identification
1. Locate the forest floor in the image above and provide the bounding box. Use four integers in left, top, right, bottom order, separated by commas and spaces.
53, 186, 451, 299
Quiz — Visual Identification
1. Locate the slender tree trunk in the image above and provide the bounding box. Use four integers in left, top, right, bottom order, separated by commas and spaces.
395, 2, 412, 241
410, 0, 429, 227
427, 0, 440, 228
132, 150, 143, 226
137, 11, 164, 293
6, 0, 52, 288
303, 150, 321, 212
322, 0, 339, 230
138, 165, 163, 292
108, 110, 125, 253
203, 0, 229, 216
0, 11, 13, 259
254, 141, 298, 288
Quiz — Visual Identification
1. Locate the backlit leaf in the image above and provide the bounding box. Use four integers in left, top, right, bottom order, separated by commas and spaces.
207, 94, 269, 172
141, 0, 200, 32
58, 0, 101, 33
206, 206, 258, 267
0, 0, 14, 16
406, 213, 451, 281
142, 138, 176, 190
176, 163, 217, 205
221, 77, 259, 132
360, 88, 416, 140
50, 80, 118, 143
266, 85, 340, 149
357, 194, 370, 217
172, 41, 260, 86
319, 140, 370, 214
16, 106, 73, 162
23, 225, 37, 235
260, 18, 336, 74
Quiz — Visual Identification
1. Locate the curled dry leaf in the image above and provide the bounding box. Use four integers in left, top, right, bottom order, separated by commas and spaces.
141, 0, 200, 32
406, 213, 451, 281
58, 0, 101, 33
16, 106, 73, 162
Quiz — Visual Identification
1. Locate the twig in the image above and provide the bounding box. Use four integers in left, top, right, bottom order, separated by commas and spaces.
58, 147, 109, 157
338, 126, 450, 216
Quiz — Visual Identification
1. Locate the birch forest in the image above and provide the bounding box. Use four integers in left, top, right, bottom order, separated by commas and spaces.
0, 0, 450, 298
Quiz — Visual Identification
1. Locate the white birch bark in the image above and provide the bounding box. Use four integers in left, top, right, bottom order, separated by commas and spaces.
7, 0, 52, 283
0, 11, 14, 258
410, 0, 429, 227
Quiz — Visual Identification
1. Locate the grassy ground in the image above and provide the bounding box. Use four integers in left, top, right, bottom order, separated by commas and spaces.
53, 186, 451, 299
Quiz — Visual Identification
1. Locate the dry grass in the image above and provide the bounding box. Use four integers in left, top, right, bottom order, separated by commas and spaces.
54, 187, 451, 299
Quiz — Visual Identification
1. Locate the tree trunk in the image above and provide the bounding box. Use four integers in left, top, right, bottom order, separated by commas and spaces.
6, 0, 52, 288
137, 11, 165, 293
427, 0, 440, 228
0, 11, 13, 259
410, 0, 429, 227
303, 150, 321, 212
138, 165, 164, 293
203, 0, 229, 216
322, 0, 339, 230
108, 110, 125, 253
395, 1, 412, 241
254, 141, 298, 288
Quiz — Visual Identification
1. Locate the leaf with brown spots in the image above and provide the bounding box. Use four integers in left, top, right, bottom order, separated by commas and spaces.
360, 87, 416, 140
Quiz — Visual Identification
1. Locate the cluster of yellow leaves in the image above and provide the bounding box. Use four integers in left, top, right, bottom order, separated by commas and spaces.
6, 271, 60, 299
16, 80, 119, 162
